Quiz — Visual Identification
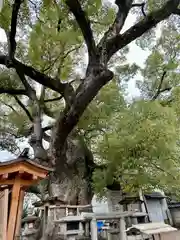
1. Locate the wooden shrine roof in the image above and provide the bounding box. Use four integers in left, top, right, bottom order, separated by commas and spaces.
0, 157, 53, 183
0, 158, 52, 171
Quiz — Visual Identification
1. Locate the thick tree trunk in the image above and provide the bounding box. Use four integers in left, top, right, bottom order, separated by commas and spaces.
48, 132, 94, 205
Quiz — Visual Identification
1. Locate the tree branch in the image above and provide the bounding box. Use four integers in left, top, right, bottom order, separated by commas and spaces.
8, 0, 23, 60
0, 87, 26, 95
16, 68, 37, 101
104, 0, 133, 37
65, 0, 97, 62
98, 0, 133, 65
131, 2, 146, 17
151, 162, 176, 180
0, 55, 68, 95
43, 125, 54, 132
16, 69, 47, 160
152, 70, 167, 100
14, 96, 33, 122
52, 69, 113, 168
44, 96, 63, 103
106, 0, 180, 61
43, 132, 51, 142
0, 99, 19, 114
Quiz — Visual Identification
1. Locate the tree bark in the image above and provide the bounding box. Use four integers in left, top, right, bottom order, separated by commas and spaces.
49, 132, 94, 205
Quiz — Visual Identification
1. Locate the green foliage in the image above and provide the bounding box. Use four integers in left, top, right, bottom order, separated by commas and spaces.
0, 0, 12, 31
93, 99, 180, 196
78, 80, 126, 142
137, 25, 180, 100
147, 0, 167, 12
0, 68, 23, 89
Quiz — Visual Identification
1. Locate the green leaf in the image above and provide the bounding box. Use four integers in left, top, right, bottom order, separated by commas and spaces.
0, 0, 11, 31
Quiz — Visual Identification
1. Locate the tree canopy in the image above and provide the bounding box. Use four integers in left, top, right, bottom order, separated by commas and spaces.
0, 0, 180, 199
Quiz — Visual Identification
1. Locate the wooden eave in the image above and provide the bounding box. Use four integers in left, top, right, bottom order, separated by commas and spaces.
0, 158, 53, 178
0, 158, 53, 187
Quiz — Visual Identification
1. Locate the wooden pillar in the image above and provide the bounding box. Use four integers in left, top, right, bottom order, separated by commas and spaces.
7, 176, 21, 240
15, 189, 25, 238
2, 189, 9, 240
90, 217, 98, 240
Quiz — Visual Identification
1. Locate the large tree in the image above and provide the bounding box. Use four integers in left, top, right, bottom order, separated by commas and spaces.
0, 0, 179, 205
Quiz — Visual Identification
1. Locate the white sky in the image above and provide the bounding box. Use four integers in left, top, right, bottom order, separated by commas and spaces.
0, 11, 151, 161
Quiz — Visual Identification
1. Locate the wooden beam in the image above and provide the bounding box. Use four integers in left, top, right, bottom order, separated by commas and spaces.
15, 189, 25, 238
0, 180, 15, 185
7, 176, 21, 240
0, 162, 48, 179
0, 179, 39, 187
19, 164, 47, 178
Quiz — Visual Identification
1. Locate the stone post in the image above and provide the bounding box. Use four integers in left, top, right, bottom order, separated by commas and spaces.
85, 222, 90, 236
90, 217, 98, 240
119, 217, 127, 240
131, 217, 138, 225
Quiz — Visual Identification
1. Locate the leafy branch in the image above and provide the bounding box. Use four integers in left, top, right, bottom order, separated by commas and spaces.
0, 55, 68, 95
43, 46, 81, 73
152, 70, 167, 100
151, 162, 176, 180
65, 0, 97, 62
152, 70, 172, 100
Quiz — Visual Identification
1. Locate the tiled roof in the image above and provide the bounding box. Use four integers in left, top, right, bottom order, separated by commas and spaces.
144, 192, 165, 199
